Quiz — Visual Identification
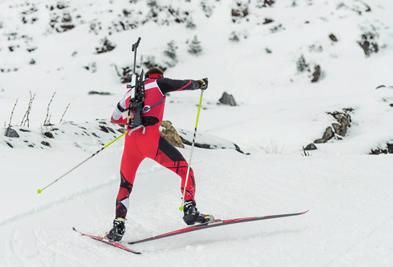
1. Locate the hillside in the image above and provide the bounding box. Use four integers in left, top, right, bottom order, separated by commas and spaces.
1, 0, 393, 266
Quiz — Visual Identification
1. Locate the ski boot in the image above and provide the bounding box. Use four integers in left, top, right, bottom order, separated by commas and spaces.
106, 218, 126, 241
183, 200, 215, 225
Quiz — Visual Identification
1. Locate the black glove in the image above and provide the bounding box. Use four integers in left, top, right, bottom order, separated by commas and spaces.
198, 78, 208, 90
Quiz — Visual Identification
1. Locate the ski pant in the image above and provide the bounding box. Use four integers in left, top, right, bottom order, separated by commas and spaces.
115, 127, 196, 219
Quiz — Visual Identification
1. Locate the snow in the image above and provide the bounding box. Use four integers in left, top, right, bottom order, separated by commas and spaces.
1, 0, 393, 266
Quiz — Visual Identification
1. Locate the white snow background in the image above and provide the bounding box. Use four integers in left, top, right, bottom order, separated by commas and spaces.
1, 0, 393, 266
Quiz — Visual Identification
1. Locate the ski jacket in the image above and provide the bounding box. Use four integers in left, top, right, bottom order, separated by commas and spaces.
111, 78, 201, 127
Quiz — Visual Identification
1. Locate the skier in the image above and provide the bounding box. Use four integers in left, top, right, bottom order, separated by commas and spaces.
107, 67, 213, 241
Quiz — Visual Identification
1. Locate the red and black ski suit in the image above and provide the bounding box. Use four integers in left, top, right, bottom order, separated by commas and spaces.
111, 76, 202, 219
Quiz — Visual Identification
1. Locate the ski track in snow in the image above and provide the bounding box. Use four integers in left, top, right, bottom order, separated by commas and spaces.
0, 178, 117, 228
2, 152, 393, 266
323, 214, 393, 267
0, 158, 187, 228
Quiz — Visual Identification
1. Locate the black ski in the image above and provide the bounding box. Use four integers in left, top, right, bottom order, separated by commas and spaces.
128, 210, 309, 245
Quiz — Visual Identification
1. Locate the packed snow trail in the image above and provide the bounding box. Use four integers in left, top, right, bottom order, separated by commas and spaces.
1, 149, 393, 266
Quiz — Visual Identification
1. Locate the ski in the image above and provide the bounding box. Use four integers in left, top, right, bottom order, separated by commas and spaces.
128, 210, 309, 245
72, 227, 141, 255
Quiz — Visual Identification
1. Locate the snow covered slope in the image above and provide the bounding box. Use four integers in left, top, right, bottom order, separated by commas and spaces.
1, 0, 393, 266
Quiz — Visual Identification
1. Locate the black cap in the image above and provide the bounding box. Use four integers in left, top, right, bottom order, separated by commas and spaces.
145, 67, 164, 79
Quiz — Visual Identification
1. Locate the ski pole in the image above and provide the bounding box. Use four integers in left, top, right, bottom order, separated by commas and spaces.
38, 38, 141, 195
37, 132, 126, 194
179, 90, 204, 211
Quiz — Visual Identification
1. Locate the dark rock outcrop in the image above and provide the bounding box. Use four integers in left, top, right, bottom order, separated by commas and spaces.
357, 32, 379, 57
99, 125, 115, 134
311, 65, 322, 83
329, 33, 338, 42
218, 92, 237, 106
41, 141, 51, 147
314, 110, 352, 144
4, 127, 19, 138
95, 37, 116, 54
304, 143, 317, 151
297, 55, 324, 83
43, 131, 54, 139
314, 126, 334, 144
370, 142, 393, 155
88, 91, 112, 96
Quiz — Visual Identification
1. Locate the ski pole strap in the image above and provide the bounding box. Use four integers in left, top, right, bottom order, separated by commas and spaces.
128, 125, 145, 135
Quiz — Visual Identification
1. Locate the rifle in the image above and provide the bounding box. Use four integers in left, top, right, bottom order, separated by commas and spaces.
127, 37, 145, 130
129, 69, 145, 129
